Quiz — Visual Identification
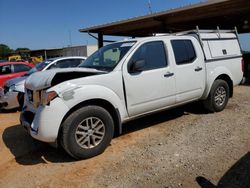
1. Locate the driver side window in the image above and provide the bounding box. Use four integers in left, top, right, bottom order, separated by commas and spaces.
129, 41, 168, 71
0, 65, 12, 75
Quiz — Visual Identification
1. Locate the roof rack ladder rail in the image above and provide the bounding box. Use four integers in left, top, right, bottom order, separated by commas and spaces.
196, 26, 206, 61
234, 26, 243, 52
196, 26, 203, 47
217, 26, 221, 38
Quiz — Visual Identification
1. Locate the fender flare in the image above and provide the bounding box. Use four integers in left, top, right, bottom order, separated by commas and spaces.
202, 67, 233, 99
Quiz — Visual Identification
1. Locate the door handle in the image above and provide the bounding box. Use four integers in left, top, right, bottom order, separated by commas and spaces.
164, 72, 174, 77
195, 67, 203, 72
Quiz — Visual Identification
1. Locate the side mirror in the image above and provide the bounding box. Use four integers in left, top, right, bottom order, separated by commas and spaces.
129, 59, 145, 73
112, 48, 118, 52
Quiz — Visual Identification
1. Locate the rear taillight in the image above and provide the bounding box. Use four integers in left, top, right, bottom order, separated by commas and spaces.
241, 58, 245, 73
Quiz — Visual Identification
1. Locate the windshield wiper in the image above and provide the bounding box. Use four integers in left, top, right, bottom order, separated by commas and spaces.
80, 66, 110, 72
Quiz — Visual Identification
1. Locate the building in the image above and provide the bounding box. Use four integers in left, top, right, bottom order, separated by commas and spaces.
30, 45, 97, 60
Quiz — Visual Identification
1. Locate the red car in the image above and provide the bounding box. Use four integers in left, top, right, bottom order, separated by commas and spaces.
0, 62, 34, 87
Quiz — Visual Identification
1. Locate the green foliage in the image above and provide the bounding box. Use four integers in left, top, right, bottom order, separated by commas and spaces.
0, 44, 32, 60
15, 48, 30, 59
242, 50, 250, 55
0, 44, 13, 59
15, 48, 30, 53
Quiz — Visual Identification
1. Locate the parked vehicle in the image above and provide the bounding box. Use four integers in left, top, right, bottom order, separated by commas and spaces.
242, 53, 250, 83
0, 56, 86, 110
8, 54, 43, 64
21, 29, 243, 159
0, 62, 34, 87
8, 55, 22, 62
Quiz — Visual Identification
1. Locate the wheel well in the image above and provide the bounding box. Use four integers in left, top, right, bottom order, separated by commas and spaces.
215, 74, 233, 97
58, 99, 121, 142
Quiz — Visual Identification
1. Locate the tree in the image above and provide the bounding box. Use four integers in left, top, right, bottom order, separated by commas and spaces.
242, 50, 250, 55
0, 44, 13, 59
15, 48, 30, 59
15, 48, 30, 53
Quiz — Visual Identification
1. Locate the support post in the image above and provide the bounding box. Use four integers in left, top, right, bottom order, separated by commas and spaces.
98, 33, 104, 48
44, 50, 47, 60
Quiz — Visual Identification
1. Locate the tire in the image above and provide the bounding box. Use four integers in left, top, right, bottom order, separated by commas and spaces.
17, 92, 24, 111
60, 105, 114, 159
203, 79, 229, 112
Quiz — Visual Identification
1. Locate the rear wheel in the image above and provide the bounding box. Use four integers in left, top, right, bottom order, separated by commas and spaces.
60, 105, 114, 159
204, 79, 229, 112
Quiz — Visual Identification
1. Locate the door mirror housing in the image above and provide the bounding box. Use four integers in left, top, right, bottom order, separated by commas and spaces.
129, 59, 145, 73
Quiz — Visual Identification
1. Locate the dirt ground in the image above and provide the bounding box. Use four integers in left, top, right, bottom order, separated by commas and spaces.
0, 85, 250, 188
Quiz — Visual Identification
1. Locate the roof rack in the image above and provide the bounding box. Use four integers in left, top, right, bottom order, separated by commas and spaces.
175, 26, 238, 36
173, 26, 239, 47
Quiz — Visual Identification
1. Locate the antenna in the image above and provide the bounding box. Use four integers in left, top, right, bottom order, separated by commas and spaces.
148, 0, 152, 14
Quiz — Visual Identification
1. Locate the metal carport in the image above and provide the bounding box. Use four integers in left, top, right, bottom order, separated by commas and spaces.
79, 0, 250, 48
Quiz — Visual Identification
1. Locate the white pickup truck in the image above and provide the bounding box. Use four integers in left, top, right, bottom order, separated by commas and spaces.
21, 29, 243, 159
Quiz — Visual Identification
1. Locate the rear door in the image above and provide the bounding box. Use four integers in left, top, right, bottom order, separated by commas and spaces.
171, 38, 205, 103
123, 40, 176, 116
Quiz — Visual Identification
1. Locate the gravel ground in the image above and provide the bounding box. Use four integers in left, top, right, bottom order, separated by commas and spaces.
0, 85, 250, 188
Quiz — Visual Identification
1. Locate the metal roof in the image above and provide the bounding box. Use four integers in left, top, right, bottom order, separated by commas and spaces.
79, 0, 250, 37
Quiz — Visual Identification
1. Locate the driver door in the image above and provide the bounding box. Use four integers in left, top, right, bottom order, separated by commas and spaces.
122, 41, 176, 116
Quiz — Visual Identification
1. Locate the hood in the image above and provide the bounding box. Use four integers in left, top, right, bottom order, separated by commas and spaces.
6, 76, 27, 87
25, 67, 106, 90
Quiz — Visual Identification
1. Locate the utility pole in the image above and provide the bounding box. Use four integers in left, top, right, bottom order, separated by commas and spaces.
68, 30, 72, 47
148, 0, 153, 14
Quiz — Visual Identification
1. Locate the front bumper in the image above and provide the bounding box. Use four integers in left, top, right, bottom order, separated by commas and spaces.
0, 88, 20, 110
20, 97, 69, 143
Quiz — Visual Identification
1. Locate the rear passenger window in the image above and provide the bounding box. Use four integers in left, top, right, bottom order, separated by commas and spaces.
171, 40, 196, 65
129, 41, 167, 71
13, 64, 32, 73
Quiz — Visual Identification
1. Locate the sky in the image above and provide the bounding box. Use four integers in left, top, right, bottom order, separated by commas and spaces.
0, 0, 250, 51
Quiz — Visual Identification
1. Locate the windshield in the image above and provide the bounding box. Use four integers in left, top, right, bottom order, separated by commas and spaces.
26, 60, 52, 75
79, 41, 135, 71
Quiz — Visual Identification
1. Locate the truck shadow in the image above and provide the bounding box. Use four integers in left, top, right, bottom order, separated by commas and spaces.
2, 102, 208, 165
0, 108, 20, 113
196, 152, 250, 188
2, 124, 74, 165
122, 102, 208, 135
122, 107, 185, 135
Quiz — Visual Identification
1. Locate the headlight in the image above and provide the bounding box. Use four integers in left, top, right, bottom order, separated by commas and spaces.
41, 91, 58, 106
8, 84, 22, 93
8, 85, 16, 92
3, 86, 10, 94
3, 84, 18, 93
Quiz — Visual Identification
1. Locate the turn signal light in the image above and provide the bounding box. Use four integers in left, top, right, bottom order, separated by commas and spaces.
45, 91, 58, 105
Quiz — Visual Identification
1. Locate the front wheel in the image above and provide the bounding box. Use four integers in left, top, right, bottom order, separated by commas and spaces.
203, 79, 230, 112
60, 105, 114, 159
